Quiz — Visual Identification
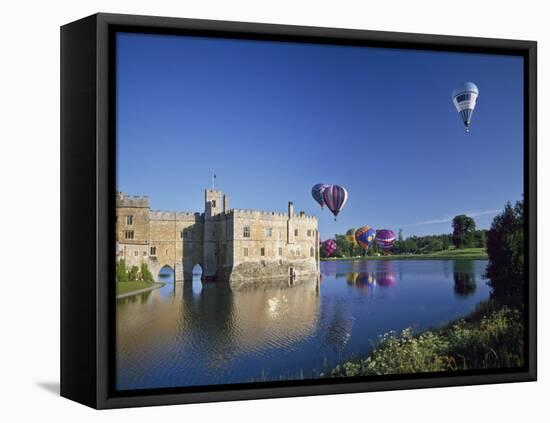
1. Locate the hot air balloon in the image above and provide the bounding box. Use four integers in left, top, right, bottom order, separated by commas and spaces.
346, 228, 357, 244
452, 82, 479, 133
355, 226, 377, 250
321, 239, 337, 257
322, 185, 348, 220
311, 183, 329, 209
375, 229, 396, 250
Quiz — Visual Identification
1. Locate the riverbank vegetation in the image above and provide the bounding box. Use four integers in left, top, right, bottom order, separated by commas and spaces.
116, 260, 155, 295
330, 199, 525, 377
331, 303, 523, 377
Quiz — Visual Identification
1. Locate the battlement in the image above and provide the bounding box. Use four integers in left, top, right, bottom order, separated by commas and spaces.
116, 192, 150, 208
150, 210, 201, 221
229, 209, 317, 221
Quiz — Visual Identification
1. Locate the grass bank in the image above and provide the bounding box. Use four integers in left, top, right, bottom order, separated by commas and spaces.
116, 281, 155, 296
322, 247, 488, 261
331, 302, 524, 377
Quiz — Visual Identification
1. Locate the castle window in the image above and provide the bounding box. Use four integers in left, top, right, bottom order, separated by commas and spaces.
310, 247, 314, 257
243, 248, 249, 257
307, 229, 312, 237
243, 226, 251, 238
294, 229, 299, 237
260, 247, 265, 257
134, 251, 138, 257
150, 246, 156, 256
143, 251, 147, 256
264, 227, 273, 237
212, 200, 216, 208
126, 215, 133, 225
278, 247, 283, 256
180, 230, 184, 239
124, 230, 134, 240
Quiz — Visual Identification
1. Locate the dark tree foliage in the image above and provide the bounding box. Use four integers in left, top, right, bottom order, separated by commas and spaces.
452, 214, 476, 248
486, 200, 524, 301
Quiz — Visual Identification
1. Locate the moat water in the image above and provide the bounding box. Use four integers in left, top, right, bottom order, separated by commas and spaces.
116, 259, 490, 390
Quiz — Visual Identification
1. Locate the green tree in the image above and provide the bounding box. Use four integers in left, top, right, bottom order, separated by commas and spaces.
440, 234, 451, 251
452, 215, 476, 248
116, 259, 128, 282
140, 262, 154, 283
127, 265, 139, 281
474, 229, 488, 248
486, 200, 524, 301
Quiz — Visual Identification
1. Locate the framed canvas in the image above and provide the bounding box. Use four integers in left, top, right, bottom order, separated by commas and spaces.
60, 13, 537, 409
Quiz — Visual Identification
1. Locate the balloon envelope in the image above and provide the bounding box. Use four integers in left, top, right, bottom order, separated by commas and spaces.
452, 82, 479, 132
311, 184, 329, 209
355, 226, 377, 250
321, 239, 337, 257
322, 185, 348, 219
375, 229, 396, 250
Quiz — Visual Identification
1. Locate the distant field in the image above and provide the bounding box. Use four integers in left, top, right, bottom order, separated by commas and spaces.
322, 248, 488, 261
116, 281, 155, 296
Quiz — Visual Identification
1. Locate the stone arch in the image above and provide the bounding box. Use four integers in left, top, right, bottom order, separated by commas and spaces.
158, 264, 175, 283
184, 261, 205, 283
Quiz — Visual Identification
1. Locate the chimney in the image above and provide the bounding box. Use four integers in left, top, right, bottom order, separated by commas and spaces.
288, 201, 294, 218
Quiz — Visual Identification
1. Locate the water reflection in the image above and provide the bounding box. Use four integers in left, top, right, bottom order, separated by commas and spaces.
453, 260, 478, 297
117, 259, 490, 390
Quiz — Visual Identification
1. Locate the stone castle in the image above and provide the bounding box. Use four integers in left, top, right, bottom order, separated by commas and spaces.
116, 189, 320, 286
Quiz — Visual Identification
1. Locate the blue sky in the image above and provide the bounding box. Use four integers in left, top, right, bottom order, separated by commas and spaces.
116, 32, 524, 238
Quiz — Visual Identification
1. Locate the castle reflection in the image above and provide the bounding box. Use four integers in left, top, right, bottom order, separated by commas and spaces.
116, 275, 321, 375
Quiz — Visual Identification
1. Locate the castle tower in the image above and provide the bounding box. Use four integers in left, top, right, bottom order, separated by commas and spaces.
203, 189, 225, 280
205, 189, 223, 218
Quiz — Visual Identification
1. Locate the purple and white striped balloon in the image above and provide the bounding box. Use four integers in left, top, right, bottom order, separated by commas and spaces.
322, 185, 348, 220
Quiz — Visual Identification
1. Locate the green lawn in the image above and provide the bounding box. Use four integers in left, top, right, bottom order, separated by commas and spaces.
116, 281, 155, 296
322, 247, 488, 261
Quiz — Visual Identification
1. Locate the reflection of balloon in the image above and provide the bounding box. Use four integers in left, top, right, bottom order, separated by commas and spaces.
375, 261, 397, 287
321, 239, 337, 257
355, 226, 377, 250
311, 184, 330, 209
376, 272, 396, 287
322, 185, 348, 220
346, 272, 359, 284
355, 272, 376, 287
452, 82, 479, 133
375, 229, 396, 250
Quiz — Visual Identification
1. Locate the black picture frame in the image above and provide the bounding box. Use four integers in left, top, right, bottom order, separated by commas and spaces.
61, 12, 537, 409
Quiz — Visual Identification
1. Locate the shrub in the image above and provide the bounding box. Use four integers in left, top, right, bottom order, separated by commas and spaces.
140, 262, 154, 283
127, 265, 139, 281
116, 259, 128, 282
